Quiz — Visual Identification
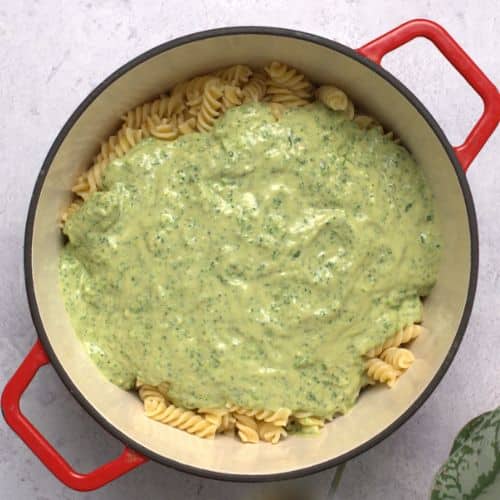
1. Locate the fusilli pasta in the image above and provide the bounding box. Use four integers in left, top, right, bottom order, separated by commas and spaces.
234, 414, 260, 443
121, 95, 170, 128
241, 72, 267, 103
365, 358, 402, 387
379, 347, 415, 370
264, 61, 313, 99
258, 422, 287, 444
196, 78, 224, 132
365, 324, 425, 358
214, 64, 253, 86
72, 126, 142, 199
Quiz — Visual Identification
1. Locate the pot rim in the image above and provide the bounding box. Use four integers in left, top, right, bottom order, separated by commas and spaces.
23, 26, 478, 482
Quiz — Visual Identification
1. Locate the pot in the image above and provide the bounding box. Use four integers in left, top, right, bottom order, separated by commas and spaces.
2, 19, 499, 493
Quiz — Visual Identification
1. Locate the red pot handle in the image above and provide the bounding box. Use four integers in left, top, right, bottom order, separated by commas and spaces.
1, 341, 148, 491
357, 19, 500, 171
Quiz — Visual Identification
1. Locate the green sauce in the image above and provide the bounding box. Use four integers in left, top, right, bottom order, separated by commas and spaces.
60, 102, 442, 417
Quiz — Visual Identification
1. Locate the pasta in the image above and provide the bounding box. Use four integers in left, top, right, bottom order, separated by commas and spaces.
121, 95, 170, 128
61, 61, 429, 445
60, 199, 83, 226
196, 78, 224, 132
379, 347, 415, 370
293, 412, 325, 435
234, 414, 260, 443
264, 61, 313, 99
71, 126, 142, 199
226, 406, 291, 427
139, 385, 217, 439
316, 85, 355, 120
221, 85, 243, 112
365, 358, 402, 388
214, 64, 253, 86
269, 102, 286, 120
365, 324, 425, 358
142, 115, 178, 141
241, 72, 267, 103
258, 422, 287, 444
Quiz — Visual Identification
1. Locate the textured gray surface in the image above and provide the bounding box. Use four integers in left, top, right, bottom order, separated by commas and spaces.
0, 1, 498, 499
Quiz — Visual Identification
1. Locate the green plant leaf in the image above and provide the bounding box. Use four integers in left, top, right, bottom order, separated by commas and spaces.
431, 406, 499, 499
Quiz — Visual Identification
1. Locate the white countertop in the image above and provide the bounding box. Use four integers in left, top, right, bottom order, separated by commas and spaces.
0, 1, 498, 499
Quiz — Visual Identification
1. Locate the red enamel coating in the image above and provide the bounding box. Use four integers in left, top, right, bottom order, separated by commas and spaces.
0, 341, 148, 491
358, 19, 500, 171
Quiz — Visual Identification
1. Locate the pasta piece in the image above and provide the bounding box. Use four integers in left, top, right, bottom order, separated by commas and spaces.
60, 199, 83, 225
196, 79, 224, 132
143, 396, 217, 439
383, 130, 401, 144
354, 114, 401, 142
167, 81, 188, 117
365, 358, 401, 388
258, 422, 287, 444
178, 116, 197, 135
316, 85, 355, 119
379, 347, 415, 370
365, 324, 426, 358
221, 85, 243, 111
241, 72, 268, 103
219, 412, 236, 433
269, 102, 285, 120
234, 414, 259, 443
72, 126, 142, 199
353, 114, 382, 131
293, 412, 325, 434
265, 86, 310, 107
121, 95, 170, 128
214, 64, 253, 86
198, 407, 230, 430
185, 76, 213, 105
137, 382, 169, 400
264, 61, 313, 98
227, 406, 291, 427
142, 115, 178, 141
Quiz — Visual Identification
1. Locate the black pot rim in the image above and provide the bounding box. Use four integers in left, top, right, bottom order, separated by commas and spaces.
23, 26, 478, 483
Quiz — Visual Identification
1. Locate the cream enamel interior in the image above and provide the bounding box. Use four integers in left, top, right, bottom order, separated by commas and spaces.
29, 33, 471, 477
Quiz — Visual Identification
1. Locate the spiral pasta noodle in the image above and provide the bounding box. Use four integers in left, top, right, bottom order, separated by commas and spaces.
234, 414, 260, 443
72, 126, 143, 199
264, 61, 313, 99
60, 199, 83, 225
121, 95, 170, 128
198, 407, 230, 431
293, 412, 325, 434
196, 78, 224, 132
265, 86, 311, 107
316, 85, 355, 120
365, 324, 425, 358
142, 115, 178, 141
144, 397, 218, 438
241, 72, 268, 103
379, 347, 415, 370
365, 358, 402, 387
221, 85, 243, 112
227, 406, 291, 427
258, 422, 287, 444
268, 102, 286, 120
214, 64, 253, 86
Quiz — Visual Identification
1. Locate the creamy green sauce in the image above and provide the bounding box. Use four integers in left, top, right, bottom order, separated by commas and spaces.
60, 102, 441, 417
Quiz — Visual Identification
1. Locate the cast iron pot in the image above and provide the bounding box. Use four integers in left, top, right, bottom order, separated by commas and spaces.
2, 18, 499, 492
